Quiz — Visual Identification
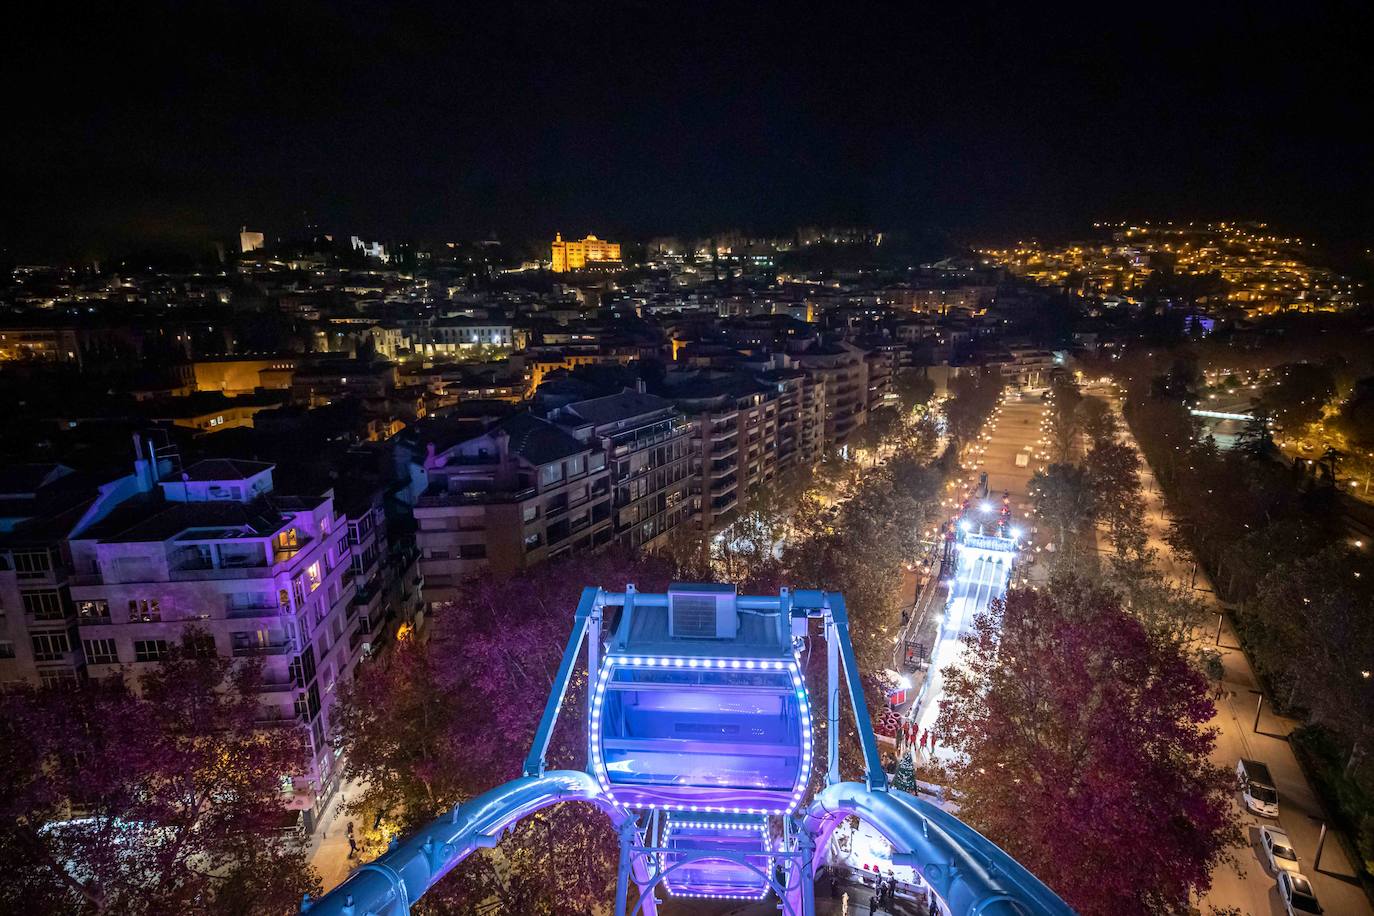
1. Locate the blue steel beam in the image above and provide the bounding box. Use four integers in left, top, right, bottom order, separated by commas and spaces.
825, 592, 888, 791
302, 771, 658, 916
802, 782, 1075, 916
522, 586, 599, 778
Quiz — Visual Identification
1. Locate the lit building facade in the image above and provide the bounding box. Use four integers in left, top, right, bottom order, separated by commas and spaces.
64, 458, 360, 829
551, 233, 622, 272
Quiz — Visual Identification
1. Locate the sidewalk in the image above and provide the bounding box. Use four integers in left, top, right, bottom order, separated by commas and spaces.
1110, 392, 1374, 916
306, 778, 367, 894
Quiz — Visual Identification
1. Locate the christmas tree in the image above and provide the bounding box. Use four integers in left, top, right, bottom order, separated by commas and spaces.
891, 750, 917, 794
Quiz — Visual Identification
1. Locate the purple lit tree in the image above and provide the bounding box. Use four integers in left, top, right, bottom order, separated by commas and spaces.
934, 581, 1240, 916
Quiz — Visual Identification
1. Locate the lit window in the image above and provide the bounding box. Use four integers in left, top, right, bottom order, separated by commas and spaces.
306, 562, 322, 591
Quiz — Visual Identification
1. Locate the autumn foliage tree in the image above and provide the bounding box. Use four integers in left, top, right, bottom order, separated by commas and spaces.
934, 581, 1240, 916
0, 632, 318, 916
334, 548, 676, 915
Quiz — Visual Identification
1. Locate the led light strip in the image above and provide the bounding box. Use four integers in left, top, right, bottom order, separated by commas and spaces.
661, 813, 774, 901
589, 655, 814, 815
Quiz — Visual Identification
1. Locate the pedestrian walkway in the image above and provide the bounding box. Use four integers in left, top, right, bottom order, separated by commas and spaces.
306, 778, 368, 894
1101, 388, 1374, 916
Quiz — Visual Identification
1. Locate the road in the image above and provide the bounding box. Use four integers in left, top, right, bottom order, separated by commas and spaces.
911, 392, 1047, 753
1090, 384, 1374, 916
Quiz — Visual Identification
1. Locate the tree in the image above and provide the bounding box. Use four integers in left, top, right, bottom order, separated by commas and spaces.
1259, 362, 1336, 432
890, 752, 917, 794
1085, 440, 1145, 557
944, 372, 1002, 447
1030, 463, 1095, 563
893, 370, 935, 414
0, 633, 318, 916
1234, 406, 1275, 460
335, 549, 676, 914
1080, 396, 1119, 447
1332, 376, 1374, 448
934, 582, 1240, 916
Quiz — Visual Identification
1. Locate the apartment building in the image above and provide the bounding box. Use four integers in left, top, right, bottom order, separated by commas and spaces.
863, 344, 898, 412
553, 390, 694, 551
64, 458, 359, 828
796, 343, 870, 445
0, 464, 123, 687
414, 413, 612, 603
340, 484, 422, 657
755, 368, 825, 472
666, 374, 780, 530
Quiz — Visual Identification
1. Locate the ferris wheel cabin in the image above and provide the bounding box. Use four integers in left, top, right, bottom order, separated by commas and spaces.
590, 583, 813, 815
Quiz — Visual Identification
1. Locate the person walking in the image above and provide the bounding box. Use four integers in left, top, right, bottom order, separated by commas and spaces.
841, 890, 849, 916
868, 894, 878, 915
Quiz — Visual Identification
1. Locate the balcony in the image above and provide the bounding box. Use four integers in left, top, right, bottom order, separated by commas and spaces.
711, 475, 739, 495
171, 565, 273, 582
259, 676, 299, 695
227, 604, 281, 620
233, 642, 293, 658
416, 486, 537, 508
710, 492, 738, 513
709, 460, 735, 480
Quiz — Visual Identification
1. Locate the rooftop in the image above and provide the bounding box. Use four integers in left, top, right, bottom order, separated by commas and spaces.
168, 458, 275, 483
496, 413, 589, 466
562, 389, 677, 428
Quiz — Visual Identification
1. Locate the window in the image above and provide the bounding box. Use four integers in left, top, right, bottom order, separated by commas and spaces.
188, 634, 217, 658
306, 562, 322, 592
40, 670, 79, 689
566, 455, 585, 477
589, 452, 607, 472
539, 463, 564, 486
522, 504, 538, 523
77, 599, 111, 621
279, 528, 299, 549
0, 641, 15, 659
83, 639, 119, 665
13, 550, 52, 578
23, 590, 65, 620
128, 599, 161, 622
31, 631, 71, 662
134, 640, 169, 662
458, 544, 486, 560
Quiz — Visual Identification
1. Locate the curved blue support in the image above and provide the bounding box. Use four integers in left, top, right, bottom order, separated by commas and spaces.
800, 782, 1075, 916
303, 771, 657, 916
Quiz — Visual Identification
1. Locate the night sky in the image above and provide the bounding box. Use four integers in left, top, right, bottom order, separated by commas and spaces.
5, 1, 1372, 258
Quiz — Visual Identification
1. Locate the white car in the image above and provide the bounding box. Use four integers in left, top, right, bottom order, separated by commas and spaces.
1277, 871, 1323, 915
1259, 825, 1300, 875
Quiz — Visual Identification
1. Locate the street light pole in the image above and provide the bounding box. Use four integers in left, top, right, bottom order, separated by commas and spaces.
1252, 691, 1265, 734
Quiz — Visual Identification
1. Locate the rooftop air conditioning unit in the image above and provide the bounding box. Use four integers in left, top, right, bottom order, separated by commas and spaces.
667, 582, 738, 640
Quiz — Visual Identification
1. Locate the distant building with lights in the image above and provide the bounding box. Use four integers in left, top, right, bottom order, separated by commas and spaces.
551, 233, 622, 272
239, 228, 265, 254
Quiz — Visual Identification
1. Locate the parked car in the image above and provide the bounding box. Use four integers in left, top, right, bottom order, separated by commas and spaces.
1260, 824, 1301, 875
1277, 871, 1323, 915
1237, 758, 1279, 818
